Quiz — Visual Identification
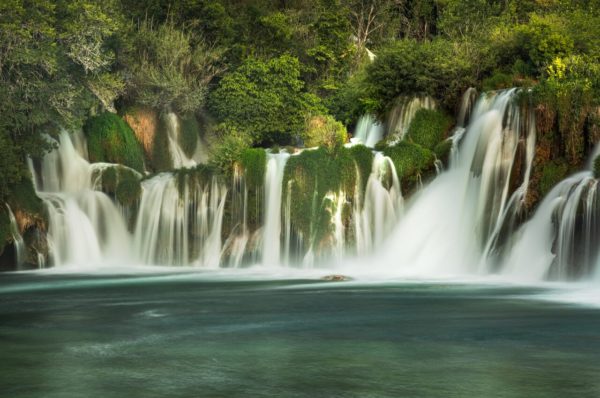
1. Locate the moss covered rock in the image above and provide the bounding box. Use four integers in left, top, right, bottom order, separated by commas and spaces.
180, 113, 200, 158
383, 142, 436, 189
92, 165, 142, 206
539, 160, 569, 196
239, 148, 266, 190
283, 147, 356, 251
406, 109, 454, 150
84, 112, 145, 172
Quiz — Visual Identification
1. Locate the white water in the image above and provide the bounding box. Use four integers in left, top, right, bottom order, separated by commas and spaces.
21, 88, 600, 286
6, 205, 26, 268
387, 96, 436, 141
31, 131, 133, 268
354, 152, 403, 256
133, 173, 227, 267
375, 90, 536, 276
262, 153, 289, 266
351, 115, 384, 147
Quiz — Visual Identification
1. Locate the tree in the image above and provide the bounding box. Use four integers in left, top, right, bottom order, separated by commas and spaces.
208, 55, 325, 145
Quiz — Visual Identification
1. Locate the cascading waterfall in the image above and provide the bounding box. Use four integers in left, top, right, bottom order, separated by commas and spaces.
261, 153, 290, 266
377, 89, 535, 276
30, 131, 133, 267
133, 173, 227, 267
502, 169, 600, 281
387, 96, 436, 141
351, 115, 384, 148
354, 152, 403, 256
6, 205, 26, 268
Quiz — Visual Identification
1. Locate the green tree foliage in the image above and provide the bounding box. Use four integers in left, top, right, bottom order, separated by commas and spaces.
119, 21, 225, 114
208, 55, 325, 146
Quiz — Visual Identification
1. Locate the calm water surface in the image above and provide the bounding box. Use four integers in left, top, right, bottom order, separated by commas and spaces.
1, 272, 599, 397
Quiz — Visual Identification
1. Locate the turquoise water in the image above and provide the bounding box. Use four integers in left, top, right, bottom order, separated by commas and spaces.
1, 272, 600, 397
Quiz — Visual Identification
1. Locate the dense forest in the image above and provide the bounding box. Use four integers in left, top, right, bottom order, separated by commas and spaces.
1, 0, 600, 267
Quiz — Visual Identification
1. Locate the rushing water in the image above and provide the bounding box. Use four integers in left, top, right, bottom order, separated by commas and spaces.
15, 88, 600, 283
1, 272, 600, 398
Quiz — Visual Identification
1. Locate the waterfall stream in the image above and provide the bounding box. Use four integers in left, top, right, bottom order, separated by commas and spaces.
23, 89, 600, 282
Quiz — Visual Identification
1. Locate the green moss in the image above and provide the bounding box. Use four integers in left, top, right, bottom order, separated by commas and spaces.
179, 113, 200, 158
406, 109, 453, 150
434, 139, 453, 163
84, 112, 145, 172
240, 148, 267, 190
539, 160, 569, 196
383, 142, 436, 186
174, 165, 219, 197
348, 145, 374, 197
7, 178, 44, 217
151, 114, 175, 172
115, 171, 142, 207
283, 147, 356, 249
100, 166, 118, 194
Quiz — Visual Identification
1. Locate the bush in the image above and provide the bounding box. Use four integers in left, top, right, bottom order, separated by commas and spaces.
406, 109, 454, 150
119, 21, 224, 114
304, 115, 348, 150
84, 112, 145, 172
208, 124, 252, 178
207, 55, 326, 146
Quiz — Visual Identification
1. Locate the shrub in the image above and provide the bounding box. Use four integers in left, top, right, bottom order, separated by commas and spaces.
84, 112, 145, 172
208, 124, 252, 178
207, 55, 326, 146
304, 115, 348, 150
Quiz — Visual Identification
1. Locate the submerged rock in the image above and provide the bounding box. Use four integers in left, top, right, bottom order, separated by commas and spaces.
321, 274, 352, 282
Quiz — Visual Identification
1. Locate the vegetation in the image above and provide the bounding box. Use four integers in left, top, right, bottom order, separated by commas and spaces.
2, 0, 600, 268
239, 149, 267, 190
406, 109, 454, 150
84, 112, 145, 172
383, 142, 436, 189
283, 147, 356, 249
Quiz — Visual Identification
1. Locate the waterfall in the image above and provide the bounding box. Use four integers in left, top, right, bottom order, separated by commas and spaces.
6, 205, 26, 268
30, 131, 133, 268
133, 173, 227, 267
351, 115, 384, 148
387, 96, 436, 142
222, 165, 250, 268
354, 153, 403, 256
502, 168, 600, 281
164, 112, 198, 169
262, 153, 289, 266
378, 89, 535, 275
